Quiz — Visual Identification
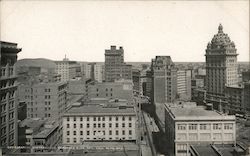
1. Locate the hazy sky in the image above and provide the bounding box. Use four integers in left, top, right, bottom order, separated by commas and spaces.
0, 0, 249, 62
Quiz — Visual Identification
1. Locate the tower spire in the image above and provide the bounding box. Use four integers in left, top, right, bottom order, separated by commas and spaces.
218, 23, 223, 33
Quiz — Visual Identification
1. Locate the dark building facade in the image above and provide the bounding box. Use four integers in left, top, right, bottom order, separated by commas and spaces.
205, 24, 238, 112
0, 41, 21, 147
151, 56, 177, 104
104, 46, 132, 82
132, 69, 141, 94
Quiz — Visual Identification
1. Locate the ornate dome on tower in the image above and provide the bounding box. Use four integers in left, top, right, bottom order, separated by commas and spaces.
208, 24, 235, 49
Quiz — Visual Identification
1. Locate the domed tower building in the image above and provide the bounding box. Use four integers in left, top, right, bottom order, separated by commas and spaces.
205, 24, 238, 112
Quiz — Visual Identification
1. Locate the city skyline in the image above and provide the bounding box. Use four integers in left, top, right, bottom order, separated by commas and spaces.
1, 1, 249, 62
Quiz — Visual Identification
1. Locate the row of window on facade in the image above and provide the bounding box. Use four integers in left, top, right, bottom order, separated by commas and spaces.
1, 67, 14, 77
0, 80, 15, 89
176, 132, 234, 141
177, 123, 233, 130
0, 133, 14, 146
1, 91, 15, 101
1, 115, 15, 126
96, 88, 113, 92
67, 116, 132, 122
66, 129, 133, 136
66, 136, 133, 143
66, 122, 132, 129
27, 113, 51, 118
0, 101, 14, 113
95, 93, 113, 97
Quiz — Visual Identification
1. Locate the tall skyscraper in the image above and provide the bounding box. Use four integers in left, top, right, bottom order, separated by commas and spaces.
205, 24, 238, 112
0, 41, 21, 146
104, 46, 132, 82
151, 56, 177, 104
151, 56, 177, 128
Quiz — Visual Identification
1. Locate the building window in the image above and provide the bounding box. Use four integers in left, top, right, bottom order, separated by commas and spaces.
87, 117, 89, 121
200, 124, 210, 130
80, 124, 83, 128
102, 117, 105, 121
80, 117, 83, 121
80, 131, 83, 135
74, 117, 76, 121
129, 130, 132, 135
122, 116, 125, 121
102, 123, 105, 128
109, 123, 112, 128
213, 123, 222, 130
87, 131, 90, 135
189, 124, 197, 130
73, 131, 76, 135
129, 117, 132, 121
116, 130, 119, 135
67, 117, 70, 121
122, 123, 125, 128
67, 131, 70, 135
177, 124, 186, 130
129, 123, 132, 128
224, 123, 233, 130
109, 130, 112, 135
67, 138, 70, 143
98, 117, 101, 121
74, 124, 76, 128
116, 123, 119, 128
73, 138, 76, 143
94, 123, 96, 128
98, 123, 101, 128
122, 130, 125, 135
87, 124, 89, 128
94, 117, 96, 121
116, 117, 118, 121
109, 117, 112, 121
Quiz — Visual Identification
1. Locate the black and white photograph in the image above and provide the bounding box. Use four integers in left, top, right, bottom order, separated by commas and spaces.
0, 0, 249, 156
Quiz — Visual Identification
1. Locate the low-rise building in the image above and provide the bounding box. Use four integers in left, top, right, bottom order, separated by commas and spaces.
18, 118, 59, 153
32, 123, 60, 152
62, 104, 137, 146
87, 79, 133, 103
164, 102, 236, 156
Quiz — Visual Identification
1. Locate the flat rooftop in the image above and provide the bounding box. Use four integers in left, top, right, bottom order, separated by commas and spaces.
165, 102, 235, 121
64, 105, 136, 116
191, 144, 245, 156
170, 106, 221, 117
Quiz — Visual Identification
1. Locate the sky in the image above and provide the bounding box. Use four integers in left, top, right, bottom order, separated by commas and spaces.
0, 0, 249, 62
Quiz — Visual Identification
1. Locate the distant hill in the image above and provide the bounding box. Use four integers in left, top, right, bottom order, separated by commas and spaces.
15, 58, 56, 69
